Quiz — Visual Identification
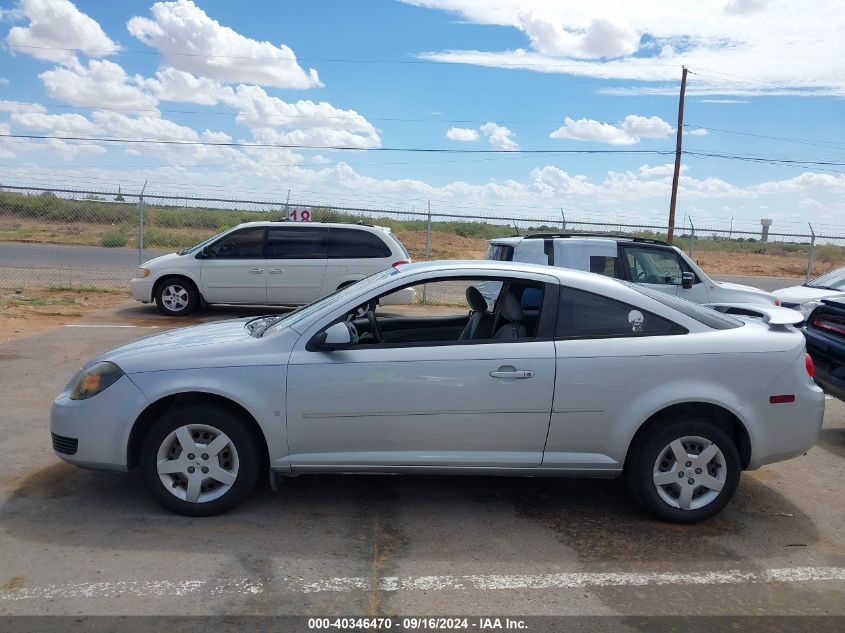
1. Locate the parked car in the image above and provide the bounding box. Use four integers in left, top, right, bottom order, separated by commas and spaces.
131, 221, 413, 316
803, 298, 845, 401
53, 261, 822, 522
775, 266, 845, 318
485, 233, 779, 306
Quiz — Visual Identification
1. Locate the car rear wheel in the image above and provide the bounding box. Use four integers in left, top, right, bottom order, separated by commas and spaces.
627, 420, 740, 523
155, 278, 198, 316
140, 404, 260, 516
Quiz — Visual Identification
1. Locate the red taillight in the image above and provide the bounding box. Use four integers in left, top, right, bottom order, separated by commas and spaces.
392, 260, 409, 268
811, 313, 845, 336
774, 298, 781, 306
769, 394, 796, 404
805, 353, 815, 378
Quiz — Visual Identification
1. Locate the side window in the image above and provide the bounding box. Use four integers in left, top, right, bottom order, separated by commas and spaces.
328, 228, 392, 259
210, 227, 265, 259
589, 256, 618, 278
266, 227, 328, 259
625, 248, 682, 285
556, 287, 686, 339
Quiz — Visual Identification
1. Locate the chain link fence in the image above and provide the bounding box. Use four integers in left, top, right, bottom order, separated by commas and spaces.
2, 184, 844, 306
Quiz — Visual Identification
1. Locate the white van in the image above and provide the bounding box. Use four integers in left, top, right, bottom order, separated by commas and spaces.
131, 221, 413, 315
486, 233, 779, 306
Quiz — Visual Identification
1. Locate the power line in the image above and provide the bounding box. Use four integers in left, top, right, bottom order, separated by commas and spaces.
684, 123, 845, 150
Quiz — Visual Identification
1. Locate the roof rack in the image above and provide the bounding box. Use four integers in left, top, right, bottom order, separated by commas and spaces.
522, 232, 670, 246
268, 219, 375, 228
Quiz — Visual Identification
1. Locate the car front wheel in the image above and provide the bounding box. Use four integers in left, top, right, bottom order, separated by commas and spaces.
140, 404, 260, 516
627, 420, 740, 523
155, 278, 199, 316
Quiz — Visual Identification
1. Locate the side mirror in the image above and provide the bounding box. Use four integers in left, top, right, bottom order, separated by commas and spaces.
315, 322, 355, 350
682, 272, 694, 289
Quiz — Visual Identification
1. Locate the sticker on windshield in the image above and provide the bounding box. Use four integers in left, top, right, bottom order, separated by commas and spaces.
628, 310, 644, 333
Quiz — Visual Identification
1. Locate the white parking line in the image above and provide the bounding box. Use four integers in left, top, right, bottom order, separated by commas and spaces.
63, 324, 160, 329
2, 567, 843, 601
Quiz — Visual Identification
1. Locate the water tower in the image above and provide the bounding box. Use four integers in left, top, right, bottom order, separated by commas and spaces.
760, 218, 772, 243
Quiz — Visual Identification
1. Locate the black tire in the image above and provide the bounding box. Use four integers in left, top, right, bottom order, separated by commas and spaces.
154, 277, 199, 316
139, 404, 261, 516
626, 419, 741, 524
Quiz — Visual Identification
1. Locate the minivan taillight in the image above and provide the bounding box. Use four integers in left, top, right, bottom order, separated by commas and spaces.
812, 313, 845, 336
392, 260, 409, 268
805, 353, 815, 378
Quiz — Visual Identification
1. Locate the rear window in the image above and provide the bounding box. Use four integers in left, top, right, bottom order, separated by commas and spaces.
383, 230, 410, 259
486, 243, 514, 261
329, 228, 392, 259
556, 287, 686, 339
622, 281, 743, 330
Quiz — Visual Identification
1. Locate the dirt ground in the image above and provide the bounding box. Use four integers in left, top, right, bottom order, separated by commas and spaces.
0, 288, 129, 344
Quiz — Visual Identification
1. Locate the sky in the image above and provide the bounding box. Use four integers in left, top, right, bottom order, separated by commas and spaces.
0, 0, 844, 233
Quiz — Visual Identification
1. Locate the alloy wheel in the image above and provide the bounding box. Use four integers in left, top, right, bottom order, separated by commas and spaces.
652, 435, 727, 511
161, 284, 189, 312
156, 423, 240, 503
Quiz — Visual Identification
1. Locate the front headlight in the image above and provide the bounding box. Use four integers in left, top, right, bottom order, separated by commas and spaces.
797, 300, 823, 319
69, 362, 124, 400
133, 267, 150, 279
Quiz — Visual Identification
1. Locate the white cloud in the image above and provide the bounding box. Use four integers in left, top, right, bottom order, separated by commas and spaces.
517, 10, 639, 59
0, 122, 15, 158
480, 121, 518, 150
687, 127, 708, 136
405, 0, 845, 97
220, 85, 380, 149
550, 114, 672, 145
639, 163, 688, 177
40, 59, 159, 110
137, 67, 234, 105
0, 100, 47, 113
0, 6, 26, 22
127, 0, 322, 89
445, 127, 479, 141
7, 0, 119, 64
0, 78, 8, 85
698, 99, 749, 104
310, 155, 331, 164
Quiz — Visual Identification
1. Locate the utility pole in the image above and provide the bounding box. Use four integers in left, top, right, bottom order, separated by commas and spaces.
667, 66, 688, 244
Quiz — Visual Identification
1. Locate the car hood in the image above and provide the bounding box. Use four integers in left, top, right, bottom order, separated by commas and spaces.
142, 251, 187, 268
98, 319, 300, 374
774, 285, 842, 305
711, 281, 776, 303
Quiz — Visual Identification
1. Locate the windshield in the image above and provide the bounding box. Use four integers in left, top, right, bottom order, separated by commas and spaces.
620, 281, 743, 330
256, 268, 401, 337
178, 229, 231, 255
806, 266, 845, 290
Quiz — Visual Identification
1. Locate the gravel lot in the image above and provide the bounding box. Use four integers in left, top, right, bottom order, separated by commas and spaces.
0, 300, 843, 625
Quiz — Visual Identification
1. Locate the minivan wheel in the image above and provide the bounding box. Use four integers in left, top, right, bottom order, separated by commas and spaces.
140, 404, 260, 516
155, 278, 198, 316
627, 420, 740, 524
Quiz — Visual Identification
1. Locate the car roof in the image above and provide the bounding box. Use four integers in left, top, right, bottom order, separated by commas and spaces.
491, 233, 670, 246
234, 221, 390, 232
395, 259, 624, 289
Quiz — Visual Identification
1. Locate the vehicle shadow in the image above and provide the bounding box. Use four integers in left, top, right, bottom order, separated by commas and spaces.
1, 460, 818, 566
817, 427, 845, 460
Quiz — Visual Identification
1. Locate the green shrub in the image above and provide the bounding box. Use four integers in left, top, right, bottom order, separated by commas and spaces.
101, 230, 127, 247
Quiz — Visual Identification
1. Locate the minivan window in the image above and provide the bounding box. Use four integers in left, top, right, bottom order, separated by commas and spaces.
266, 227, 328, 259
210, 227, 265, 259
486, 244, 514, 261
328, 228, 391, 258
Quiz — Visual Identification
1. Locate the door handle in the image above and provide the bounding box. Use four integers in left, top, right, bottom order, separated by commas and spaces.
248, 268, 264, 274
489, 367, 535, 380
269, 268, 284, 274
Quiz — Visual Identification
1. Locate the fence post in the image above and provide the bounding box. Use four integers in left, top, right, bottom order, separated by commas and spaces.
422, 200, 431, 304
138, 180, 147, 265
688, 216, 695, 259
560, 209, 566, 232
806, 223, 816, 281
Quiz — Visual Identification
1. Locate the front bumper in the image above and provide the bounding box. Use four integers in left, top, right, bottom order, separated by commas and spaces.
50, 374, 149, 471
131, 278, 154, 303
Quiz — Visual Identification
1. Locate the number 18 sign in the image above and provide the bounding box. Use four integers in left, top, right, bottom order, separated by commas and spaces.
287, 208, 312, 222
